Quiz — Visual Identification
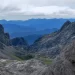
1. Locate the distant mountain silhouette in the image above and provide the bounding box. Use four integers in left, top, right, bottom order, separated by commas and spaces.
0, 19, 75, 33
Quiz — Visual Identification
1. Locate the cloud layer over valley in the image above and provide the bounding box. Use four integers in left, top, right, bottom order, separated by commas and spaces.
0, 0, 75, 20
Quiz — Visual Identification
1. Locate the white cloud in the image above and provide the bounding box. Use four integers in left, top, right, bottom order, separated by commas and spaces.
0, 0, 75, 20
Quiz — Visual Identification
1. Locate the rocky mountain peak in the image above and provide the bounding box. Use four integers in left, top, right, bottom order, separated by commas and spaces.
0, 24, 10, 46
60, 20, 71, 31
30, 21, 75, 58
11, 37, 28, 46
64, 20, 71, 25
0, 24, 4, 34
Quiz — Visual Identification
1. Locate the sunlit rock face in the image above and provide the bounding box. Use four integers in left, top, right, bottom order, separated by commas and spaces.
0, 24, 10, 46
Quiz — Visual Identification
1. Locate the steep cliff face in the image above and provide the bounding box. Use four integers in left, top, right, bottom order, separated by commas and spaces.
30, 21, 75, 58
0, 24, 10, 49
0, 25, 10, 44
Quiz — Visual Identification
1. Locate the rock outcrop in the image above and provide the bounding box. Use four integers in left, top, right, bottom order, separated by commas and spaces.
0, 59, 47, 75
0, 24, 10, 47
1, 40, 75, 75
11, 37, 28, 49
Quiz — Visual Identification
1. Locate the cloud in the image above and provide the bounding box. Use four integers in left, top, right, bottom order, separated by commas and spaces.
0, 0, 75, 20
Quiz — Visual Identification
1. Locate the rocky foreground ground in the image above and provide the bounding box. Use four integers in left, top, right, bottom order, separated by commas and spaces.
0, 59, 48, 75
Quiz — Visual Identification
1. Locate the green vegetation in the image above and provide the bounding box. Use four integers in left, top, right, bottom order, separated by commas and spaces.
38, 56, 52, 65
24, 54, 34, 60
11, 55, 23, 61
16, 54, 34, 60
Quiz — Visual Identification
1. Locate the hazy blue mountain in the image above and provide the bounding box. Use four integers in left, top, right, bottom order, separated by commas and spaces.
0, 19, 75, 44
0, 19, 75, 31
1, 24, 36, 34
11, 28, 58, 45
24, 34, 42, 45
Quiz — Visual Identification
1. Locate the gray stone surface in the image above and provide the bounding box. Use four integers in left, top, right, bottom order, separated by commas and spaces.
0, 59, 47, 75
43, 40, 75, 75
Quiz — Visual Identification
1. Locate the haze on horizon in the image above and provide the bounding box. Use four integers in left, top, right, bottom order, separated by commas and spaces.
0, 0, 75, 20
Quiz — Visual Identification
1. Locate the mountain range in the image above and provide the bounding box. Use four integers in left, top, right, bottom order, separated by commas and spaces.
0, 20, 75, 75
0, 19, 75, 44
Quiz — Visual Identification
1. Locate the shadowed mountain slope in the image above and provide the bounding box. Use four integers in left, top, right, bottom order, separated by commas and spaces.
0, 24, 28, 59
30, 21, 75, 58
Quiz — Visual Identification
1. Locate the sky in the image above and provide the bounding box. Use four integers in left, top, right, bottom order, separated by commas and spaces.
0, 0, 75, 20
